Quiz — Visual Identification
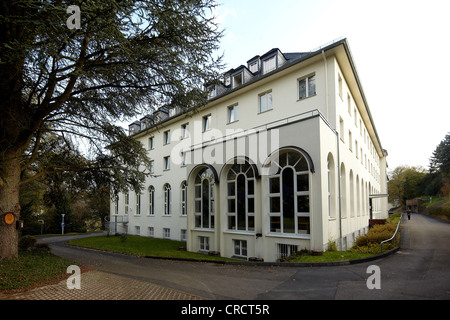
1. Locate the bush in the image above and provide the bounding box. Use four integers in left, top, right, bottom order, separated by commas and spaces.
350, 223, 398, 254
354, 223, 396, 247
427, 204, 450, 219
18, 235, 37, 251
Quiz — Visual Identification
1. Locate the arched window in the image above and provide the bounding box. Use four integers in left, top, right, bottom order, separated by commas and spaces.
163, 184, 171, 216
194, 168, 215, 229
340, 163, 347, 218
181, 181, 187, 216
327, 153, 336, 219
350, 170, 355, 217
136, 192, 141, 215
226, 162, 255, 231
148, 186, 155, 216
268, 150, 310, 235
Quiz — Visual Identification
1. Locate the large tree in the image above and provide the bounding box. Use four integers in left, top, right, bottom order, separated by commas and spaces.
0, 0, 222, 259
387, 165, 426, 206
430, 133, 450, 175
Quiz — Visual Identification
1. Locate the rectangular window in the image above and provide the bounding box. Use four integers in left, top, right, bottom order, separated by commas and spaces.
181, 123, 189, 139
164, 156, 170, 170
135, 226, 140, 235
163, 228, 170, 239
181, 229, 187, 241
199, 236, 210, 251
234, 240, 247, 257
298, 74, 316, 99
125, 192, 129, 215
149, 160, 154, 174
148, 137, 154, 150
114, 198, 118, 215
277, 244, 298, 259
228, 104, 238, 123
136, 192, 141, 215
148, 227, 154, 237
203, 115, 211, 132
349, 131, 353, 152
181, 152, 186, 166
259, 91, 272, 113
163, 130, 170, 145
347, 94, 351, 115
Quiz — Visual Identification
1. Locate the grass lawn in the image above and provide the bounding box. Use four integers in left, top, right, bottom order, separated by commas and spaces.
69, 234, 380, 263
67, 235, 238, 261
280, 250, 374, 263
0, 248, 76, 292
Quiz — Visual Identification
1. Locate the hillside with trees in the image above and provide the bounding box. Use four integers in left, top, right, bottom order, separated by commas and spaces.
388, 132, 450, 220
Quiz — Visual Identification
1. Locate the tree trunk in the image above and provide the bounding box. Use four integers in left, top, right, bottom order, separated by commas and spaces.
0, 150, 21, 259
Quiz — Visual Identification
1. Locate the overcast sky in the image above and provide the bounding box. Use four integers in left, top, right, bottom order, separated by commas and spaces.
213, 0, 450, 172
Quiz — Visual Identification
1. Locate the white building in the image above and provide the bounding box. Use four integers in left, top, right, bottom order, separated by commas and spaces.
110, 38, 388, 262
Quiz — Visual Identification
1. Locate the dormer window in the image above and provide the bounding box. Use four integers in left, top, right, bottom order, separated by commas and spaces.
129, 121, 141, 136
247, 55, 260, 74
263, 56, 276, 74
249, 62, 258, 73
169, 108, 177, 117
249, 61, 258, 73
232, 72, 243, 88
208, 85, 217, 98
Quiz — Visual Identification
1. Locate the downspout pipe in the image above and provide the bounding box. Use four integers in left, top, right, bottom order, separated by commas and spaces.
322, 50, 329, 119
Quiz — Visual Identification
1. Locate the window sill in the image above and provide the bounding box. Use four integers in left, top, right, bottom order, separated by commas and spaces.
266, 233, 311, 240
296, 93, 317, 102
224, 230, 255, 236
192, 228, 214, 232
258, 108, 273, 115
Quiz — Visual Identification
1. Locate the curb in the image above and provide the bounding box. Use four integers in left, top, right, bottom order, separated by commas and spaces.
143, 247, 400, 267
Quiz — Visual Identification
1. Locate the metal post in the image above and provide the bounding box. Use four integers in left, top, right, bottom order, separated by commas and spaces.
61, 214, 65, 235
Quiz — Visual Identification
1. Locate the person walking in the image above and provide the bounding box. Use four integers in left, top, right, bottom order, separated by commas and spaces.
407, 208, 411, 220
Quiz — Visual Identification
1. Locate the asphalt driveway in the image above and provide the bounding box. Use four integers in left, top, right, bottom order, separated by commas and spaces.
5, 213, 450, 300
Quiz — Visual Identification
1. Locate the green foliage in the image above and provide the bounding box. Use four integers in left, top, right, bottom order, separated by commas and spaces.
1, 0, 223, 197
68, 235, 237, 261
354, 224, 396, 247
426, 200, 450, 221
388, 133, 450, 203
18, 235, 37, 251
350, 222, 398, 254
429, 133, 450, 175
119, 233, 128, 243
0, 249, 74, 292
279, 249, 373, 263
388, 165, 427, 205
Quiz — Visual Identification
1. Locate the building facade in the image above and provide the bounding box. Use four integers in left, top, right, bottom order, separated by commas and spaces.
110, 38, 388, 262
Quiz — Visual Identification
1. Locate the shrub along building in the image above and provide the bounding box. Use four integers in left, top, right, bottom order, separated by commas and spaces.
110, 38, 389, 262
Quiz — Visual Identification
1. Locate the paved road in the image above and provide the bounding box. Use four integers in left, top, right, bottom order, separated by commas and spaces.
7, 213, 450, 300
